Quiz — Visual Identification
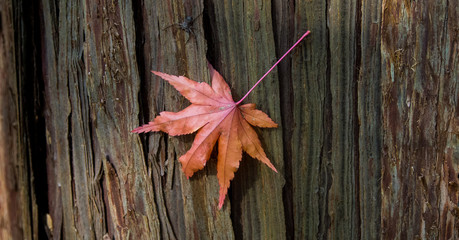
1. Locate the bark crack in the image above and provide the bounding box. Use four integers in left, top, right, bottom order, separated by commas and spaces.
270, 0, 295, 238
318, 0, 333, 238
131, 0, 150, 166
353, 0, 362, 239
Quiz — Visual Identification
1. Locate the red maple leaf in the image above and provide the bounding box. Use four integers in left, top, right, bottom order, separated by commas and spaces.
133, 31, 309, 209
133, 63, 277, 209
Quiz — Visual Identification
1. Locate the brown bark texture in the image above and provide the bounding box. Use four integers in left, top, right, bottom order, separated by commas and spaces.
0, 0, 457, 239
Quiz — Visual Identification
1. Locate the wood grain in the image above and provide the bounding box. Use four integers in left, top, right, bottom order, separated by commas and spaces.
1, 0, 457, 239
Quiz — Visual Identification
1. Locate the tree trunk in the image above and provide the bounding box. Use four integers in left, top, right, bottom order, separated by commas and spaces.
380, 1, 459, 239
0, 0, 457, 239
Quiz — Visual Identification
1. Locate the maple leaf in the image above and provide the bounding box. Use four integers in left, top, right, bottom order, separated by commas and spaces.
133, 63, 278, 209
133, 31, 310, 209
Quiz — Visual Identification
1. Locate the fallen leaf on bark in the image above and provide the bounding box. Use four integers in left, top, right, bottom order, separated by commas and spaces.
133, 31, 310, 209
133, 63, 277, 209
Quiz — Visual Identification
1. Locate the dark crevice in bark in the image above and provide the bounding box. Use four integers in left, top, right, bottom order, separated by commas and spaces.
270, 0, 294, 238
53, 0, 58, 24
162, 133, 168, 180
374, 43, 383, 240
156, 136, 177, 239
318, 0, 332, 238
99, 158, 110, 238
353, 0, 362, 239
132, 0, 150, 163
67, 98, 75, 209
22, 0, 48, 238
14, 0, 28, 235
202, 0, 215, 65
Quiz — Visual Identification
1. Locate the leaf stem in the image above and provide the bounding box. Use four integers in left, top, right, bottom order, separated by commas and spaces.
235, 30, 311, 105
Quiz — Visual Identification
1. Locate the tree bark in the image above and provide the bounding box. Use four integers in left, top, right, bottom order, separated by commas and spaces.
0, 1, 31, 238
0, 0, 43, 239
381, 1, 459, 239
0, 0, 457, 239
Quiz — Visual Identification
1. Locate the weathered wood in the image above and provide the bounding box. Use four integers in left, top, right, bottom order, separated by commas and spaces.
0, 1, 30, 239
272, 0, 295, 238
290, 0, 330, 239
41, 0, 161, 238
328, 0, 360, 237
0, 0, 41, 239
381, 0, 458, 239
206, 0, 286, 239
138, 0, 234, 239
2, 0, 457, 239
41, 1, 80, 238
358, 0, 382, 239
83, 0, 161, 238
